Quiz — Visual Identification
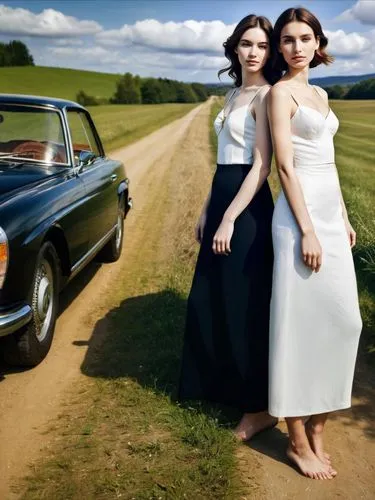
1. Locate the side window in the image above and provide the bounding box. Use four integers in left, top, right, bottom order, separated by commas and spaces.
67, 111, 101, 165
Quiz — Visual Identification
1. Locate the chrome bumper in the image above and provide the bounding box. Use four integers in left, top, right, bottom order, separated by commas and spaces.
0, 304, 32, 337
125, 196, 133, 216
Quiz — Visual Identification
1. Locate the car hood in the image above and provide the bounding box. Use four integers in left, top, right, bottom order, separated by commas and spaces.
0, 163, 67, 198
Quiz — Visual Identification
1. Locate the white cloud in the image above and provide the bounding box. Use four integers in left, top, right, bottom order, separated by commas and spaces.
326, 58, 375, 75
336, 0, 375, 25
96, 19, 235, 54
54, 39, 84, 46
134, 52, 227, 70
0, 4, 102, 37
49, 46, 127, 65
326, 29, 371, 57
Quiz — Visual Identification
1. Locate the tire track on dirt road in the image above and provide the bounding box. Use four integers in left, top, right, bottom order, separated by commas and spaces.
0, 101, 207, 500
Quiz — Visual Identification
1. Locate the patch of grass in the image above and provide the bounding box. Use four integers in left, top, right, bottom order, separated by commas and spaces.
0, 66, 199, 153
90, 103, 198, 152
210, 96, 223, 160
0, 66, 120, 101
331, 101, 375, 358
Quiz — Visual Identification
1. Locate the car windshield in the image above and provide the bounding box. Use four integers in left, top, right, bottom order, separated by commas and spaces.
0, 103, 68, 165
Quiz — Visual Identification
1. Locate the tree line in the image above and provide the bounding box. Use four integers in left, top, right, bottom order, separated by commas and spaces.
324, 78, 375, 99
0, 40, 34, 67
77, 72, 208, 106
206, 78, 375, 100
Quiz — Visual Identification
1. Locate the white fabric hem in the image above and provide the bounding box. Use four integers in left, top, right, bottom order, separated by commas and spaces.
269, 401, 351, 418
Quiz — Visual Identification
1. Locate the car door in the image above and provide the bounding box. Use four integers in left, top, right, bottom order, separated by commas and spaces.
66, 109, 118, 250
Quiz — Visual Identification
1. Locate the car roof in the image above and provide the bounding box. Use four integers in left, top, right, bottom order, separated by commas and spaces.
0, 93, 86, 111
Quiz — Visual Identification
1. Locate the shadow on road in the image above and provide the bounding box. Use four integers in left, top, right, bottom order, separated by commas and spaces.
78, 289, 240, 426
78, 287, 375, 446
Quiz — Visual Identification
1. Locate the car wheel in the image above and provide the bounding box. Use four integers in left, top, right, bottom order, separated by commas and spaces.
2, 241, 60, 367
98, 203, 125, 263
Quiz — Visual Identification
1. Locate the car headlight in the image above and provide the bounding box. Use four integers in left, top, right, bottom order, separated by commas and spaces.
0, 227, 9, 289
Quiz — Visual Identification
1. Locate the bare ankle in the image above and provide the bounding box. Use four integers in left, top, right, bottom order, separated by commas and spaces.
289, 440, 311, 455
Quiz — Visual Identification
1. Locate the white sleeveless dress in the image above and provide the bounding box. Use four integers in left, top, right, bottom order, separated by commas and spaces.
269, 96, 362, 417
214, 90, 258, 164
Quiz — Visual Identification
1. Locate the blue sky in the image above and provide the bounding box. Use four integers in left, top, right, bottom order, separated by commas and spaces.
1, 1, 374, 82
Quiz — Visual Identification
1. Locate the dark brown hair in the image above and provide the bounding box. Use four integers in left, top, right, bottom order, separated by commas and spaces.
272, 7, 334, 72
218, 14, 281, 86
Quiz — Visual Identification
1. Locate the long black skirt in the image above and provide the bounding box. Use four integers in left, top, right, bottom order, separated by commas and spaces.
178, 164, 274, 412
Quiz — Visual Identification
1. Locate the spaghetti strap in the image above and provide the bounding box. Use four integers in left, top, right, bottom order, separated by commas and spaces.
247, 85, 269, 118
289, 91, 299, 107
223, 88, 238, 120
249, 85, 266, 105
312, 85, 326, 103
283, 85, 299, 106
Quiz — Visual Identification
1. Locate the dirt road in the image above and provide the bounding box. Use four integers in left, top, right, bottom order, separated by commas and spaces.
0, 98, 374, 499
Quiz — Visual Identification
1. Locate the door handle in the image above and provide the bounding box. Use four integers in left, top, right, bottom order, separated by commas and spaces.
110, 174, 117, 182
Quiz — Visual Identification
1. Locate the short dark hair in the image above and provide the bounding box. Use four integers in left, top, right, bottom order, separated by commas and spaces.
272, 7, 334, 72
218, 14, 281, 86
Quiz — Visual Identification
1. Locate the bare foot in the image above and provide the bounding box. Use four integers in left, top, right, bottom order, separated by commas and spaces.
305, 421, 337, 476
286, 445, 334, 480
234, 412, 278, 441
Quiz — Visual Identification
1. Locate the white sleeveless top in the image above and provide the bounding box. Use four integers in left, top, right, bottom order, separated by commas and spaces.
214, 86, 268, 165
290, 86, 339, 166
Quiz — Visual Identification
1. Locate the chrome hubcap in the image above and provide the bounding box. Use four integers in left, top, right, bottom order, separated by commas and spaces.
34, 258, 54, 342
37, 276, 51, 321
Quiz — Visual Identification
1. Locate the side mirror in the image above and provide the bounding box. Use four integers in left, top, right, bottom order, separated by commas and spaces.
78, 150, 96, 168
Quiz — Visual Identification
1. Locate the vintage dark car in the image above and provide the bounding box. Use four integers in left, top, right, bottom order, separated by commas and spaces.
0, 94, 132, 366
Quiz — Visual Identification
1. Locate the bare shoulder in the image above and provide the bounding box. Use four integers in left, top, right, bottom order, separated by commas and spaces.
254, 85, 271, 106
313, 85, 328, 101
268, 82, 292, 100
268, 82, 292, 106
258, 84, 272, 100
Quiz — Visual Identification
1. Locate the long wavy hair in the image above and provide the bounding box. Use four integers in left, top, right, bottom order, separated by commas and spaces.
218, 14, 281, 86
272, 7, 334, 72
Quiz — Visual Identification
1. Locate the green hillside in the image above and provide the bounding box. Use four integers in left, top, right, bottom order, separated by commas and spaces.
0, 66, 120, 101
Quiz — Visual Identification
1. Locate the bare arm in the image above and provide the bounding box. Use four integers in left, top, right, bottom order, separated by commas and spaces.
267, 85, 322, 272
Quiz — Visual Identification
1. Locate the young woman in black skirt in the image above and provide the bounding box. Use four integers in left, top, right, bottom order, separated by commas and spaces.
179, 14, 281, 440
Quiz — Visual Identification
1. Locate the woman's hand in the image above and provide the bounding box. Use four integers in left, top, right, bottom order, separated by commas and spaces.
344, 219, 356, 248
301, 230, 322, 273
195, 211, 207, 244
212, 218, 234, 255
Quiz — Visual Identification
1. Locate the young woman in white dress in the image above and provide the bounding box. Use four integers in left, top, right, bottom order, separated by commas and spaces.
267, 7, 362, 480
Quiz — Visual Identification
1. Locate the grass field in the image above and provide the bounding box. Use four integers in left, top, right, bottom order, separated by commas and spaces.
0, 66, 119, 101
211, 97, 375, 358
0, 101, 198, 155
1, 66, 199, 152
89, 103, 198, 151
331, 100, 375, 358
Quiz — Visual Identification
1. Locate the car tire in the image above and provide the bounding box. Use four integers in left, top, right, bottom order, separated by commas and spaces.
98, 202, 125, 263
2, 241, 60, 367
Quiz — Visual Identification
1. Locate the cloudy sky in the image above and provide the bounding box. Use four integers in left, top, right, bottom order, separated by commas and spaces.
0, 0, 374, 83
